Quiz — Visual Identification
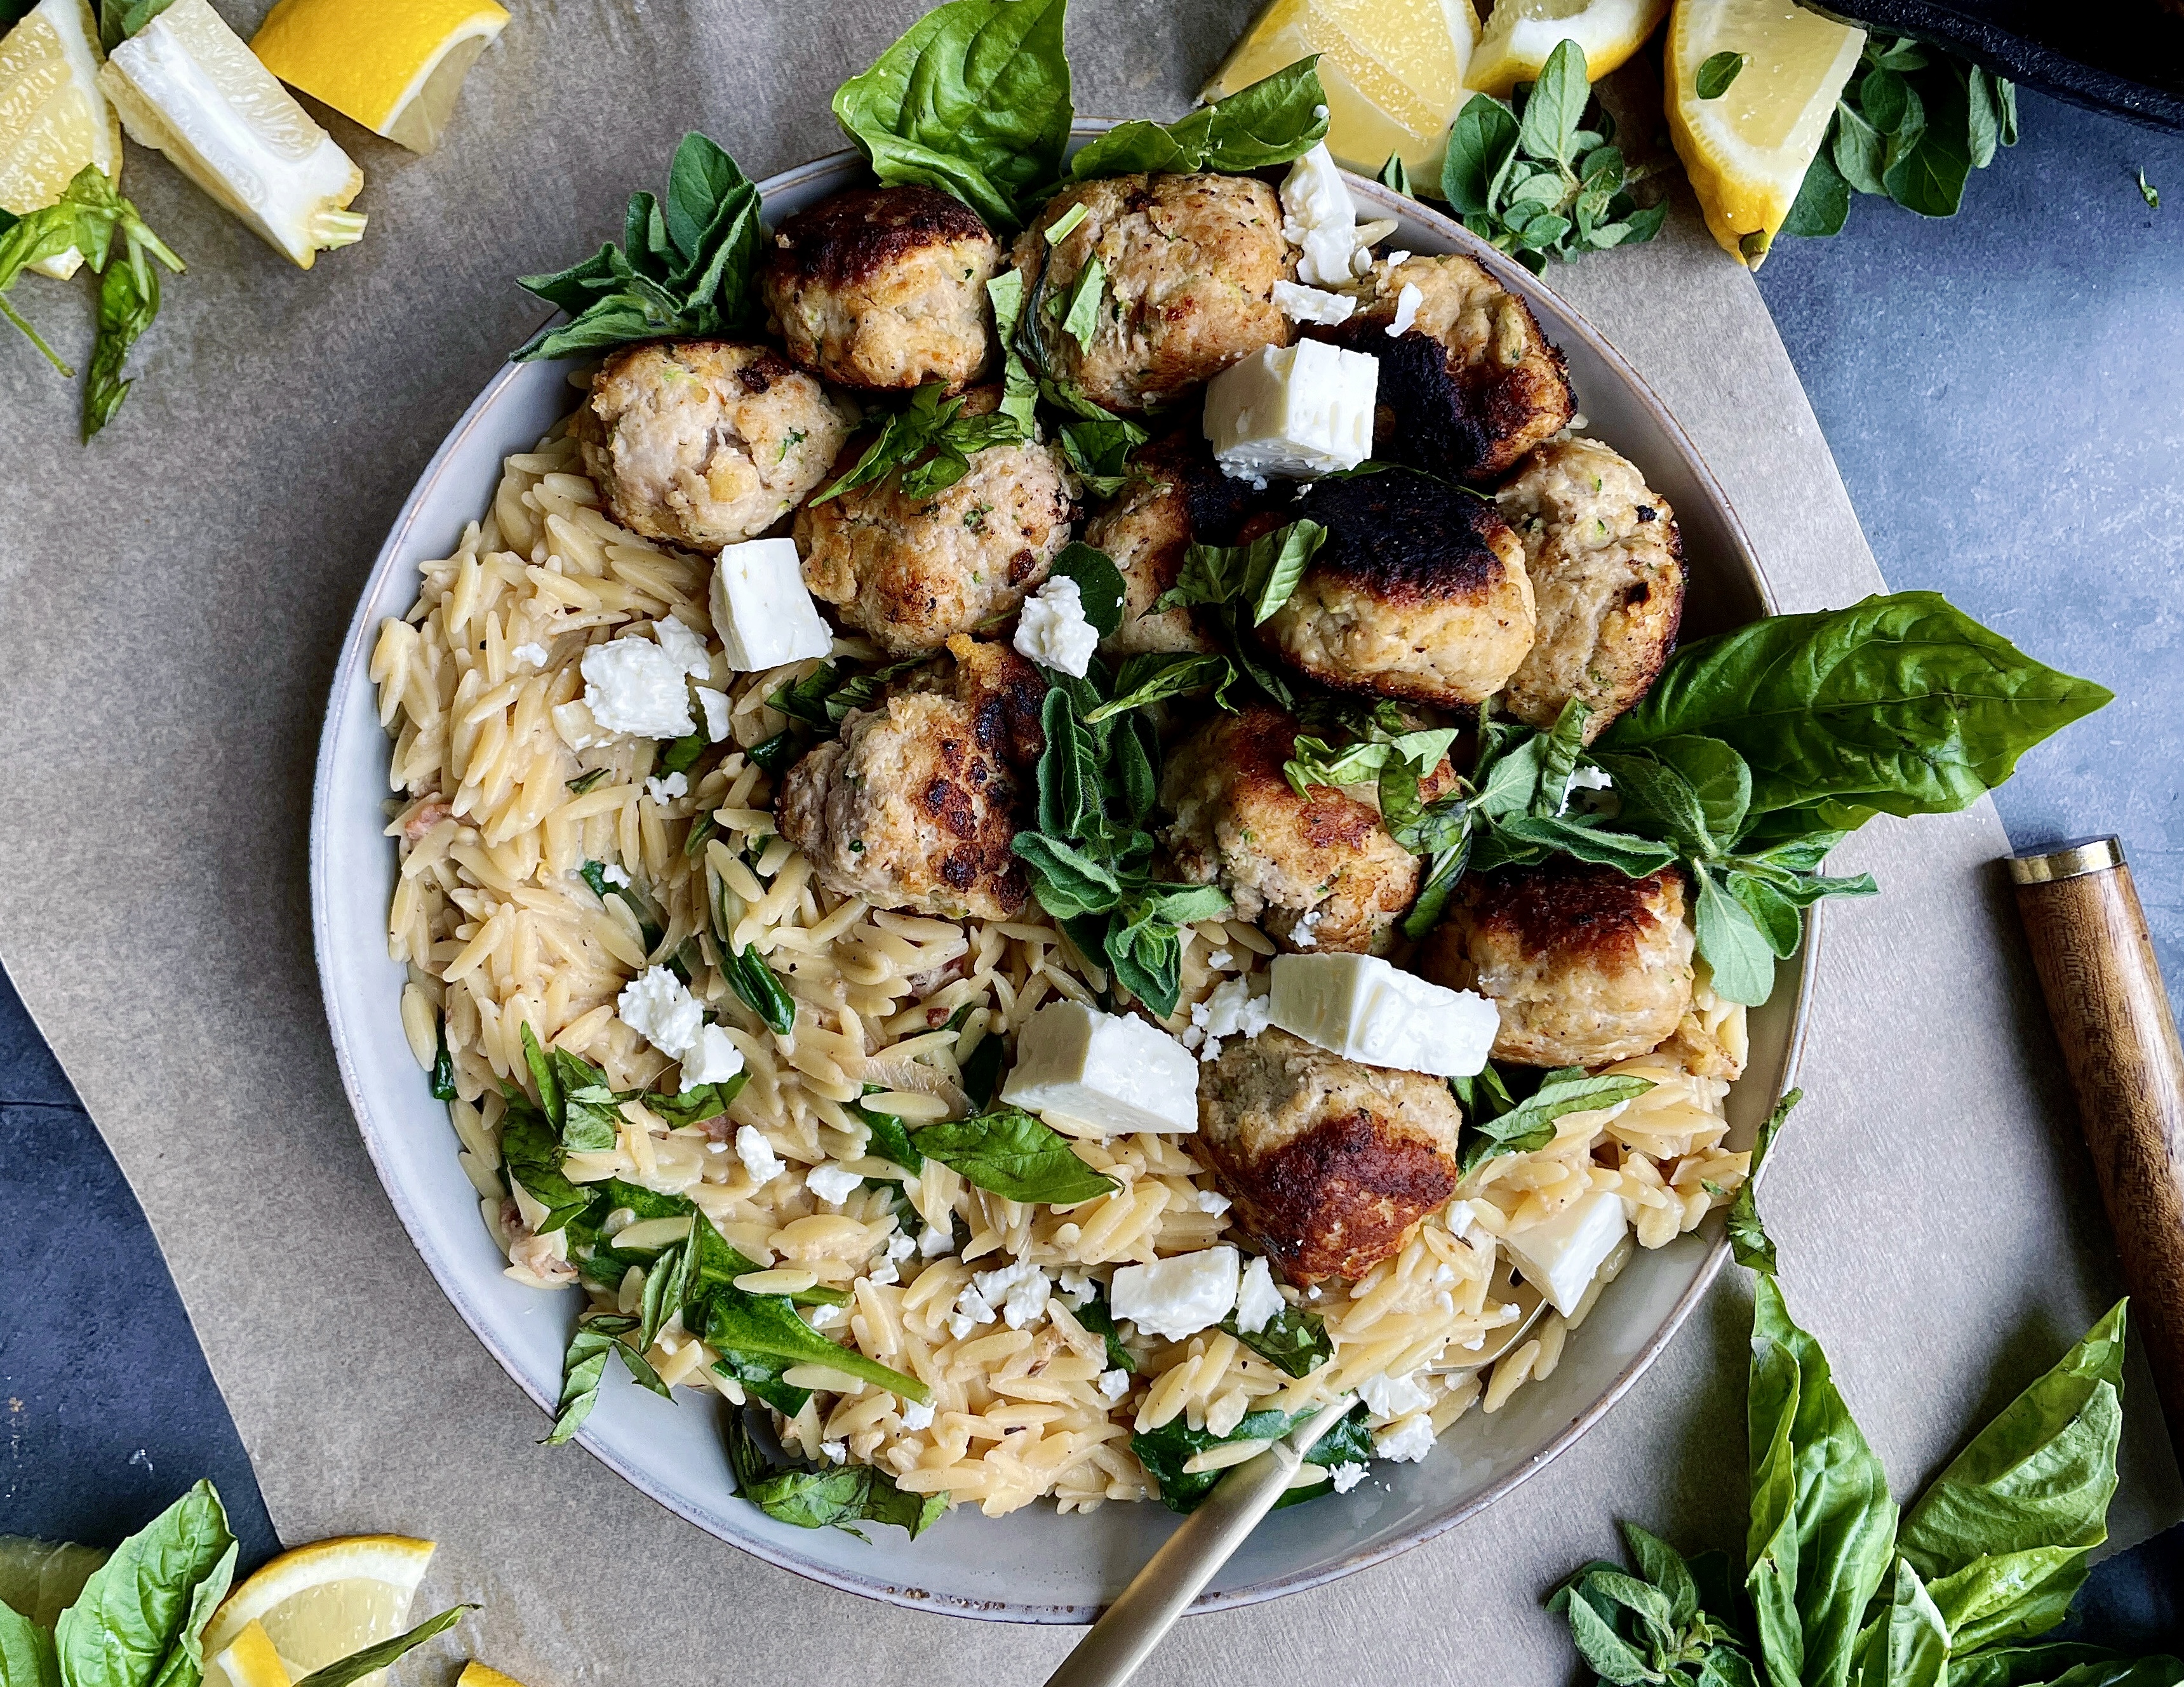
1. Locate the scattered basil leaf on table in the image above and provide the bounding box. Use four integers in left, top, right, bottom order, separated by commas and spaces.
52, 1479, 235, 1687
913, 1104, 1116, 1204
289, 1603, 478, 1687
725, 1409, 948, 1538
1067, 58, 1329, 179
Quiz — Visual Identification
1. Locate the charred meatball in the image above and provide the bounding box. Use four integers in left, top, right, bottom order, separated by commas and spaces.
1080, 430, 1263, 657
1421, 862, 1694, 1068
1159, 705, 1453, 954
777, 639, 1045, 921
1200, 1029, 1465, 1284
1312, 254, 1573, 483
577, 341, 854, 552
761, 185, 1002, 393
793, 387, 1073, 657
1260, 469, 1536, 709
1496, 438, 1685, 740
1012, 173, 1292, 414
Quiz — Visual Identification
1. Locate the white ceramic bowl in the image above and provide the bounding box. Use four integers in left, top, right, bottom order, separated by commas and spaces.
311, 136, 1816, 1622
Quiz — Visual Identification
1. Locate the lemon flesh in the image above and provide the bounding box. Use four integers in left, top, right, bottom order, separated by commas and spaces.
209, 1621, 292, 1687
1666, 0, 1865, 264
456, 1666, 528, 1687
0, 0, 121, 277
201, 1535, 435, 1687
1206, 0, 1478, 177
251, 0, 507, 155
1466, 0, 1671, 98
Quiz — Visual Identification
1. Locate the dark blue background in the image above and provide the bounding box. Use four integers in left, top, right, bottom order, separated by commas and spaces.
1, 81, 2176, 1653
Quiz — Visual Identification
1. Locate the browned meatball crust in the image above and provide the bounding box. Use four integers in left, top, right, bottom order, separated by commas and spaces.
1420, 862, 1694, 1067
1261, 470, 1536, 709
776, 640, 1045, 921
1012, 173, 1293, 414
761, 185, 1002, 393
576, 341, 854, 552
1496, 437, 1685, 741
793, 386, 1073, 657
1158, 705, 1453, 954
1080, 430, 1264, 657
1200, 1029, 1465, 1283
1311, 253, 1573, 483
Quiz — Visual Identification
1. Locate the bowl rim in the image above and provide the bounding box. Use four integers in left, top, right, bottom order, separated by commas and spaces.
309, 135, 1819, 1623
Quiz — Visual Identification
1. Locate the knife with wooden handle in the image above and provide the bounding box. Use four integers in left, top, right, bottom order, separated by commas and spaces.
2009, 837, 2184, 1464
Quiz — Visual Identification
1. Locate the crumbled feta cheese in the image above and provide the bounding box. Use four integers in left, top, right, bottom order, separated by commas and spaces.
1373, 1413, 1436, 1463
1267, 952, 1498, 1077
1306, 1284, 1322, 1301
885, 1230, 917, 1264
1056, 1265, 1096, 1308
919, 1224, 955, 1258
973, 1260, 1052, 1330
1312, 102, 1329, 120
820, 1439, 847, 1464
653, 615, 713, 678
1502, 1188, 1628, 1316
1098, 1368, 1131, 1403
901, 1398, 935, 1430
868, 1258, 901, 1286
735, 1124, 785, 1184
1386, 281, 1423, 338
1109, 1246, 1239, 1341
1233, 1255, 1283, 1335
947, 1281, 998, 1341
1204, 340, 1379, 483
709, 537, 834, 672
809, 1302, 850, 1330
1271, 279, 1357, 326
1195, 1188, 1233, 1218
805, 1163, 865, 1206
511, 641, 549, 669
601, 863, 631, 888
1292, 907, 1322, 948
1189, 978, 1272, 1063
1556, 764, 1615, 817
1002, 1001, 1200, 1135
645, 771, 688, 804
1330, 1460, 1369, 1493
680, 1023, 744, 1089
581, 637, 697, 739
1280, 142, 1357, 286
1386, 250, 1412, 267
1013, 574, 1099, 678
617, 964, 703, 1058
1446, 1198, 1476, 1240
1358, 1369, 1432, 1418
1206, 950, 1232, 971
696, 685, 731, 743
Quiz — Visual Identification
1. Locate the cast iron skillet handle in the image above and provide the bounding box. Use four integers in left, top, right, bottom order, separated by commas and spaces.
1042, 1396, 1358, 1687
2010, 837, 2184, 1464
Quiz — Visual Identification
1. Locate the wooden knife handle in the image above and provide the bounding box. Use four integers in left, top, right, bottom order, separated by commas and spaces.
2011, 837, 2184, 1459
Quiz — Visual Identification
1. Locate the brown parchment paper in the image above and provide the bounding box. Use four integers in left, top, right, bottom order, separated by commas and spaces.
1, 2, 2175, 1681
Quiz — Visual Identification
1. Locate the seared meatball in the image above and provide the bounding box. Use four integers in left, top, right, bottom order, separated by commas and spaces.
1159, 705, 1452, 954
793, 387, 1073, 657
576, 341, 854, 553
761, 185, 1002, 393
1261, 470, 1536, 709
1312, 254, 1572, 483
777, 640, 1045, 921
1200, 1029, 1465, 1283
1496, 438, 1685, 741
1012, 173, 1292, 414
1080, 430, 1263, 657
1420, 862, 1694, 1068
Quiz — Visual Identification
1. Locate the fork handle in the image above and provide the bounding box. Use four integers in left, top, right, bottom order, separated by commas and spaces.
2011, 837, 2184, 1464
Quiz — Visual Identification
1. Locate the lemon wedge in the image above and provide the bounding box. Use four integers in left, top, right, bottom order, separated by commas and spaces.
1665, 0, 1865, 265
1466, 0, 1671, 97
456, 1666, 528, 1687
97, 0, 364, 268
251, 0, 507, 155
209, 1620, 293, 1687
199, 1535, 436, 1687
0, 0, 122, 277
1205, 0, 1479, 177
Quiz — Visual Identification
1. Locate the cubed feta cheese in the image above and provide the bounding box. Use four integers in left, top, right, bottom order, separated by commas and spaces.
1386, 281, 1423, 338
1013, 573, 1099, 677
1271, 279, 1356, 326
1203, 340, 1378, 484
973, 1260, 1052, 1330
1280, 142, 1357, 286
1330, 1460, 1369, 1493
581, 637, 696, 739
1233, 1254, 1283, 1334
735, 1124, 786, 1184
710, 537, 834, 672
617, 965, 703, 1058
1109, 1246, 1239, 1341
680, 1023, 744, 1089
511, 641, 549, 669
805, 1163, 865, 1206
1501, 1188, 1629, 1316
1000, 1002, 1200, 1136
696, 685, 731, 743
653, 615, 713, 677
1373, 1413, 1435, 1463
1266, 953, 1497, 1077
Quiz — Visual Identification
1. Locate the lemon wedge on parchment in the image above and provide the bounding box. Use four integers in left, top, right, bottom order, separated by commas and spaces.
455, 1665, 530, 1687
251, 0, 507, 155
1466, 0, 1671, 98
199, 1535, 436, 1687
0, 0, 123, 277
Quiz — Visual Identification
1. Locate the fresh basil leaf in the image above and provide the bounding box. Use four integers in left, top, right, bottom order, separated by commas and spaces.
1897, 1300, 2127, 1651
914, 1104, 1116, 1205
1948, 1644, 2183, 1687
1698, 51, 1748, 99
1069, 58, 1329, 178
1131, 1402, 1369, 1514
1727, 1087, 1799, 1276
1072, 1290, 1136, 1373
713, 1347, 814, 1417
1459, 1068, 1653, 1173
52, 1481, 234, 1687
82, 243, 159, 440
958, 1028, 1008, 1109
1057, 413, 1147, 497
1223, 1304, 1331, 1377
1058, 253, 1106, 352
1155, 521, 1325, 620
1883, 64, 1972, 218
1048, 542, 1127, 637
429, 1015, 458, 1102
1443, 92, 1521, 215
1249, 519, 1325, 625
831, 0, 1073, 228
1532, 698, 1593, 818
0, 1601, 55, 1687
1726, 872, 1805, 959
724, 1408, 948, 1538
1378, 151, 1414, 196
499, 1101, 594, 1234
643, 1073, 748, 1128
97, 0, 173, 50
704, 1290, 930, 1401
288, 1605, 476, 1687
545, 1318, 633, 1445
855, 1098, 925, 1175
1849, 1559, 1949, 1687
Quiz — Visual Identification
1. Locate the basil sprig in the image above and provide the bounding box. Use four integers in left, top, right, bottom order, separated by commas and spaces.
811, 380, 1034, 505
1452, 1062, 1656, 1175
514, 133, 765, 361
725, 1408, 948, 1540
1221, 1304, 1332, 1378
913, 1102, 1116, 1204
1149, 520, 1328, 712
1067, 58, 1330, 180
1132, 1401, 1371, 1515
